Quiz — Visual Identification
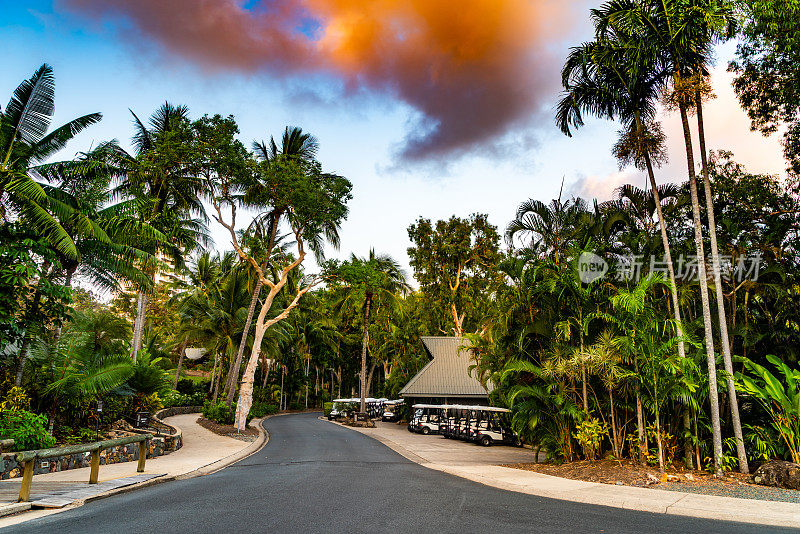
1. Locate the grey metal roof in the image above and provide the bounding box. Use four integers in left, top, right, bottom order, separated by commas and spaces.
399, 337, 492, 398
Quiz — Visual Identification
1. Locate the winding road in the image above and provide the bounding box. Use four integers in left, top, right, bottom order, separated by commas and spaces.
6, 413, 795, 533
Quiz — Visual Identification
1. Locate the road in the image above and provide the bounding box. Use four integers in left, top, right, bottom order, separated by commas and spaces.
6, 413, 795, 533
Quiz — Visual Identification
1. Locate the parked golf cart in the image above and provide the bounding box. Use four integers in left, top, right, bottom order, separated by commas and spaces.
407, 404, 443, 435
381, 399, 406, 422
466, 406, 520, 447
328, 398, 358, 420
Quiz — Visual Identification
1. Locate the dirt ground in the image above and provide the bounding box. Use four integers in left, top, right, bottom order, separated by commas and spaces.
196, 417, 259, 442
505, 459, 800, 503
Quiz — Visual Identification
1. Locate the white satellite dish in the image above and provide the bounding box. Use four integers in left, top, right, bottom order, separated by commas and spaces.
185, 347, 207, 361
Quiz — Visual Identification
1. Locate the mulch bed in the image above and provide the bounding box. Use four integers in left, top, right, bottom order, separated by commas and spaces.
505, 459, 800, 503
197, 417, 259, 442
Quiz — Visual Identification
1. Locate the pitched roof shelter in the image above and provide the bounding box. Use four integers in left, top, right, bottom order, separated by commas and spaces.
399, 336, 492, 400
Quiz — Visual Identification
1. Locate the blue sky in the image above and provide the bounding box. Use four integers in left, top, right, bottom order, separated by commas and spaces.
1, 1, 787, 281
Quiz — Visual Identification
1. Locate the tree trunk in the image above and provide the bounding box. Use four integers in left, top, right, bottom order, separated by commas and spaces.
636, 390, 647, 466
450, 302, 464, 336
131, 291, 149, 363
226, 276, 263, 407
173, 337, 189, 390
580, 330, 588, 413
212, 351, 223, 402
365, 363, 377, 398
609, 387, 620, 458
304, 357, 310, 410
280, 365, 285, 411
678, 99, 723, 475
359, 296, 372, 414
695, 94, 748, 474
684, 411, 694, 469
261, 358, 270, 388
14, 336, 33, 387
642, 152, 685, 359
14, 260, 52, 386
654, 369, 665, 473
209, 352, 218, 394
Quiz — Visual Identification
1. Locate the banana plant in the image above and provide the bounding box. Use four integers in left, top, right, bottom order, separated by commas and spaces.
735, 355, 800, 463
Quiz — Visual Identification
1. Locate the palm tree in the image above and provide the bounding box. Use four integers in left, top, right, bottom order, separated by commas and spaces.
556, 29, 688, 366
100, 103, 208, 362
329, 250, 409, 413
582, 330, 627, 458
602, 272, 679, 471
592, 0, 730, 475
506, 196, 592, 264
687, 11, 749, 473
0, 64, 102, 261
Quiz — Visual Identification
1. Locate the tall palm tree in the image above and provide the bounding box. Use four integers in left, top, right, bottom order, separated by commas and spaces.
592, 0, 731, 474
556, 30, 688, 366
101, 103, 208, 362
687, 8, 748, 472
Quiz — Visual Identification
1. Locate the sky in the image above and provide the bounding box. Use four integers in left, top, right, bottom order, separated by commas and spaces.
0, 0, 788, 282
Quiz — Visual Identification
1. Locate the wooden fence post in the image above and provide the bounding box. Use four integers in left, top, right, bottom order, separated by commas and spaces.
18, 460, 34, 502
137, 441, 147, 473
89, 449, 100, 484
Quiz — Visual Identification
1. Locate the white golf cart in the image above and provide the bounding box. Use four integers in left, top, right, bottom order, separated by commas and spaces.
381, 399, 406, 422
328, 398, 358, 420
466, 406, 520, 447
407, 404, 444, 435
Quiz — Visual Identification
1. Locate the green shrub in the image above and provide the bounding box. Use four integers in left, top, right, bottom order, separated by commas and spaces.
176, 378, 210, 397
202, 401, 234, 425
573, 418, 608, 461
162, 390, 205, 408
62, 427, 100, 445
324, 402, 333, 416
0, 409, 57, 451
248, 402, 278, 420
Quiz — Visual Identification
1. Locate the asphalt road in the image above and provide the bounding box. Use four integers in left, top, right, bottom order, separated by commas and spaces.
6, 413, 796, 533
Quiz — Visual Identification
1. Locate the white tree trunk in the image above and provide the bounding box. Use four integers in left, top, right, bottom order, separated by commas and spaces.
679, 101, 723, 475
696, 96, 749, 474
130, 291, 148, 363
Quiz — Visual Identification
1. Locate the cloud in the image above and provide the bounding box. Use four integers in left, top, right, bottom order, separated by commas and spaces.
57, 0, 584, 163
567, 170, 640, 202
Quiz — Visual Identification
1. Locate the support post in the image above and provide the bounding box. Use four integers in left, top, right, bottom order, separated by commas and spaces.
137, 441, 147, 473
89, 449, 100, 484
18, 460, 34, 502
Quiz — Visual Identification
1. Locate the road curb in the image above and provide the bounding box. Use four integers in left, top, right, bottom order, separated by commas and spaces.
331, 419, 800, 529
0, 502, 31, 518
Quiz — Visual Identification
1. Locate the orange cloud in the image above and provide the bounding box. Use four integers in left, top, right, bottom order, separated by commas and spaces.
59, 0, 579, 162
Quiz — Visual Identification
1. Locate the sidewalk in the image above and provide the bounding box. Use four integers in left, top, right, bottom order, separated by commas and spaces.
0, 413, 266, 529
336, 419, 800, 529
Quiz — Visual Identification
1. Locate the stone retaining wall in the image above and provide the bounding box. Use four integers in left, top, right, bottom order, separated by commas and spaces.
0, 408, 199, 480
155, 405, 203, 419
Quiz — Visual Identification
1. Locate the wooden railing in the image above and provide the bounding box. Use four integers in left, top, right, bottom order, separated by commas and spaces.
15, 434, 151, 502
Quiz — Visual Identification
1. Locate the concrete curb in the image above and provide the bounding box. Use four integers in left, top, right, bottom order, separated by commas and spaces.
0, 502, 31, 518
328, 419, 800, 529
173, 415, 270, 480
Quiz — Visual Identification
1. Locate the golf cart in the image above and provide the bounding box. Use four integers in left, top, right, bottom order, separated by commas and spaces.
381, 399, 406, 422
407, 404, 443, 435
328, 398, 358, 420
466, 406, 519, 447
